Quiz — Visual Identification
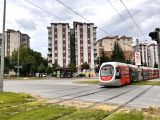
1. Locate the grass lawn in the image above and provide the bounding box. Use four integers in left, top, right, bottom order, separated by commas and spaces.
132, 80, 160, 85
74, 80, 99, 85
1, 92, 160, 120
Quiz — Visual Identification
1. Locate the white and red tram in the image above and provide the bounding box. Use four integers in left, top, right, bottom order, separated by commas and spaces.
99, 62, 159, 87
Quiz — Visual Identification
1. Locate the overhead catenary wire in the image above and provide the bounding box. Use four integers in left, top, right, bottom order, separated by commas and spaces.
23, 0, 133, 48
56, 0, 112, 36
56, 0, 133, 48
120, 0, 148, 42
24, 0, 64, 21
107, 0, 138, 38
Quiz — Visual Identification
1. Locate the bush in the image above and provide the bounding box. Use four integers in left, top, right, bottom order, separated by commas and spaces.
76, 73, 85, 77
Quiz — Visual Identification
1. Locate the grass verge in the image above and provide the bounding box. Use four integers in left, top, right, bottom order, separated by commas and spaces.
132, 80, 160, 85
1, 92, 160, 120
74, 80, 99, 84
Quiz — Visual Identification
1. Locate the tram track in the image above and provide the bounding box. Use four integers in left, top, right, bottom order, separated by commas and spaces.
51, 87, 110, 103
55, 85, 141, 120
48, 85, 153, 119
38, 85, 98, 94
86, 85, 140, 109
102, 85, 154, 120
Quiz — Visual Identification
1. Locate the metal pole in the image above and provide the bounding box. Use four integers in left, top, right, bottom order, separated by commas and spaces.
157, 30, 160, 79
0, 0, 6, 92
136, 39, 139, 52
17, 44, 19, 78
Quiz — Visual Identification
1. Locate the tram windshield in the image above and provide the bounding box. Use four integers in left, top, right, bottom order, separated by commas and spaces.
100, 65, 114, 77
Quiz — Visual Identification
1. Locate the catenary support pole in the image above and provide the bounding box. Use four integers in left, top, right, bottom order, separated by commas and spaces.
0, 0, 6, 92
157, 30, 160, 79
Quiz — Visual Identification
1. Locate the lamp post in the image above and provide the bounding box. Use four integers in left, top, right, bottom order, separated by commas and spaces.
0, 0, 6, 92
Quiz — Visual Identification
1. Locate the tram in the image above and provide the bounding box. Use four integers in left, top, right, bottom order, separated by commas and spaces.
99, 62, 159, 87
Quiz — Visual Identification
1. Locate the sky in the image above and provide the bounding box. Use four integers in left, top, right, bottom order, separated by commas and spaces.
0, 0, 160, 57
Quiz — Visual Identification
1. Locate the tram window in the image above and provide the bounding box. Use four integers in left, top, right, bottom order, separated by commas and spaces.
100, 65, 114, 77
115, 67, 120, 79
116, 68, 120, 76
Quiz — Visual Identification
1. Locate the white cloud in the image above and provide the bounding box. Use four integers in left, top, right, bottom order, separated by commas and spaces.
0, 0, 159, 56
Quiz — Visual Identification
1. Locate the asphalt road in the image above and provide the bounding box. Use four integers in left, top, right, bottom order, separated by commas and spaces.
4, 78, 160, 108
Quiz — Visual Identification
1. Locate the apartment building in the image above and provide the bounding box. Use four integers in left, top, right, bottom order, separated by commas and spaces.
73, 21, 97, 69
47, 23, 70, 67
47, 22, 97, 69
4, 29, 30, 56
139, 43, 148, 65
97, 35, 133, 60
148, 43, 158, 67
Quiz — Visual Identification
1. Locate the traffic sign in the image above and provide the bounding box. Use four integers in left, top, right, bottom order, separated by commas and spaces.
14, 66, 23, 68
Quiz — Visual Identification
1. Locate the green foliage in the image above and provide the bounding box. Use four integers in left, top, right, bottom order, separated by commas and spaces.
75, 80, 99, 84
38, 63, 46, 73
46, 66, 53, 74
97, 55, 110, 65
52, 62, 60, 71
59, 109, 109, 120
4, 56, 13, 74
10, 46, 47, 76
81, 62, 90, 71
0, 92, 76, 120
110, 42, 126, 62
105, 110, 144, 120
125, 59, 132, 64
68, 63, 77, 71
1, 92, 160, 120
10, 105, 76, 120
132, 81, 160, 85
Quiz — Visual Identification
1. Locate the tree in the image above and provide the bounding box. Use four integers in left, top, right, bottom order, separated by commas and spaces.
68, 63, 76, 71
96, 52, 110, 72
81, 62, 90, 71
4, 56, 13, 74
97, 51, 110, 65
52, 62, 60, 71
46, 66, 53, 75
38, 63, 46, 73
11, 45, 47, 77
125, 59, 132, 64
110, 42, 126, 62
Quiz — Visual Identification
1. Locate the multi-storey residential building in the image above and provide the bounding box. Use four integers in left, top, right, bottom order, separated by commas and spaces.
73, 22, 97, 69
97, 35, 133, 60
47, 22, 97, 69
4, 29, 30, 56
47, 23, 70, 67
70, 29, 76, 65
139, 43, 148, 65
132, 42, 159, 67
148, 43, 158, 67
21, 34, 30, 48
